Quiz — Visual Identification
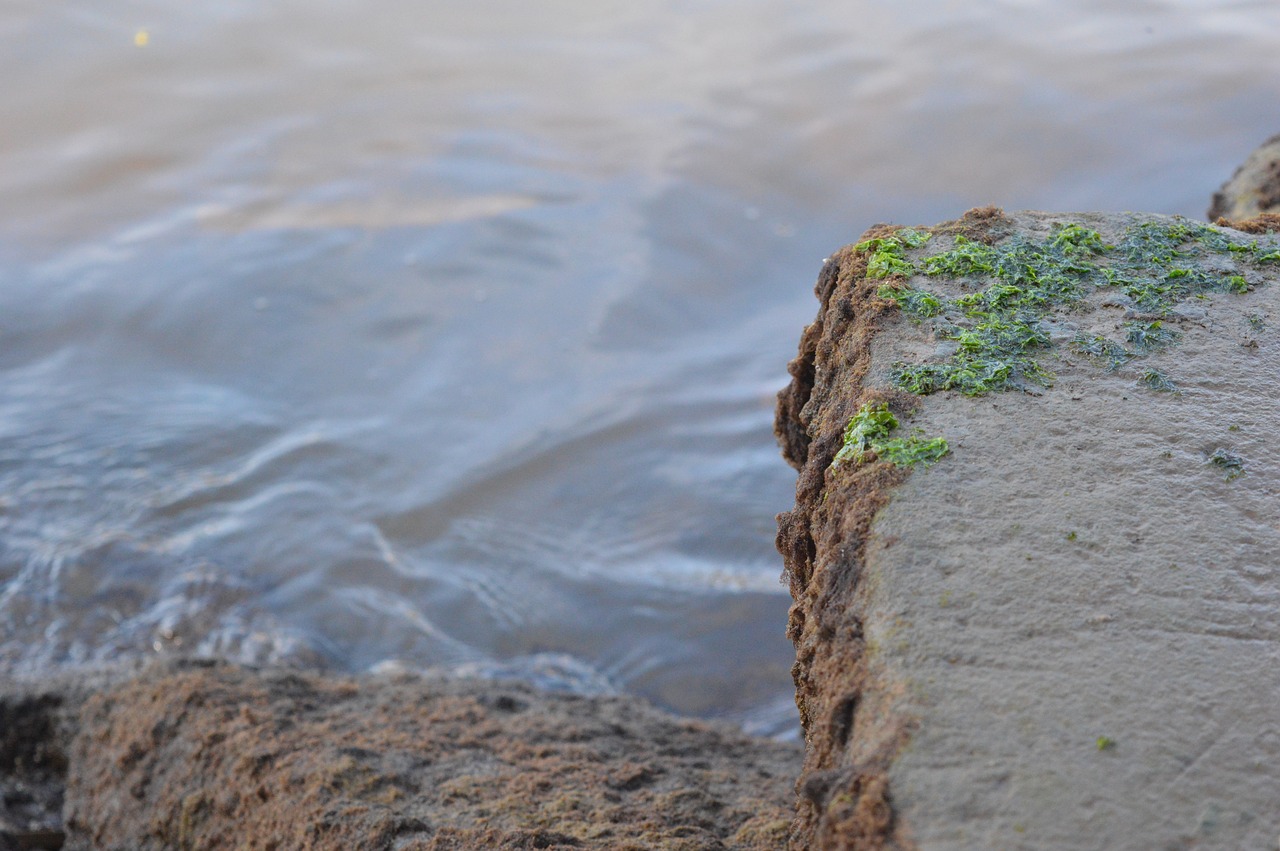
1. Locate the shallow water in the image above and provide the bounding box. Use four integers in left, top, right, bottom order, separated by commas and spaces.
0, 0, 1276, 737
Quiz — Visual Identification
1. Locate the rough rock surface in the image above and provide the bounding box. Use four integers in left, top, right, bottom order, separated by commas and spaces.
776, 207, 1280, 849
0, 667, 128, 851
1209, 133, 1280, 221
1, 688, 69, 851
1, 661, 799, 850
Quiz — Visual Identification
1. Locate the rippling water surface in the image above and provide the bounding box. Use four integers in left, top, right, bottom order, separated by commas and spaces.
1, 1, 1277, 736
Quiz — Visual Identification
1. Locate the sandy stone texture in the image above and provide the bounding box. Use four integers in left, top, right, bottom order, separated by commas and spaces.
777, 209, 1280, 850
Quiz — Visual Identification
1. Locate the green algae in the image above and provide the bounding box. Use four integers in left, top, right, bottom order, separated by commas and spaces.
832, 403, 949, 470
1124, 320, 1178, 352
1139, 368, 1178, 393
877, 284, 944, 318
874, 433, 951, 467
894, 324, 1050, 396
1069, 333, 1131, 372
1207, 447, 1245, 480
833, 402, 898, 467
855, 228, 931, 279
921, 235, 996, 277
1050, 223, 1109, 255
874, 217, 1276, 397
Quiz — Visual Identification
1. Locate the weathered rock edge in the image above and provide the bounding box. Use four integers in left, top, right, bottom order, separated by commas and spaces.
1, 660, 799, 851
774, 206, 1010, 850
774, 205, 1280, 850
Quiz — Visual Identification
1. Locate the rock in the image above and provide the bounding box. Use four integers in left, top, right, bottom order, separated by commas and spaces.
9, 158, 1280, 851
775, 208, 1280, 850
0, 693, 66, 849
0, 660, 798, 850
0, 666, 134, 851
1208, 133, 1280, 222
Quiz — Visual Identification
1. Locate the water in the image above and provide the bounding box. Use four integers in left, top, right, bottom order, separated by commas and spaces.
1, 0, 1277, 737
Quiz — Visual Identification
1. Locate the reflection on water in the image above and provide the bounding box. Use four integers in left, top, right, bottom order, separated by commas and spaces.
0, 0, 1277, 737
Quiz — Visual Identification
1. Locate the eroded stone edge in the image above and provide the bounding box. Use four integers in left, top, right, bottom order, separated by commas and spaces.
774, 206, 1012, 850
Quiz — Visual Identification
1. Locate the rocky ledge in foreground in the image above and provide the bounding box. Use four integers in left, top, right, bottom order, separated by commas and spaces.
1, 661, 799, 850
776, 207, 1280, 850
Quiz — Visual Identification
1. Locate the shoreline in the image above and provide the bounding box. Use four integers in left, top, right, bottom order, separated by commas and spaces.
5, 135, 1279, 850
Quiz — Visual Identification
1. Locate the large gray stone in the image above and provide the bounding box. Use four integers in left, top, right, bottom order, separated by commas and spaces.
776, 208, 1280, 850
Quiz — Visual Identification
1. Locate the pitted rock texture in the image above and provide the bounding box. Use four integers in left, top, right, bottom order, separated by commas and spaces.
776, 208, 1280, 850
3, 661, 799, 851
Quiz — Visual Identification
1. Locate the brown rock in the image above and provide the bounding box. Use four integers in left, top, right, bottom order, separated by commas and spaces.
1, 666, 129, 851
1207, 133, 1280, 221
775, 207, 1009, 851
49, 661, 797, 850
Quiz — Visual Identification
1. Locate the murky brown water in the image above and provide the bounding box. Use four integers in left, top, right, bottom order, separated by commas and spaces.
1, 0, 1277, 736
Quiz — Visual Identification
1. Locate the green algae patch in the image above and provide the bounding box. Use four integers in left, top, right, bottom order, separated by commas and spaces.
893, 311, 1052, 396
1070, 333, 1131, 372
1050, 223, 1109, 255
922, 234, 997, 277
1139, 368, 1178, 393
833, 403, 899, 466
874, 434, 951, 467
832, 402, 949, 470
877, 284, 944, 318
875, 217, 1277, 397
855, 228, 931, 279
1124, 320, 1178, 352
1207, 447, 1245, 480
